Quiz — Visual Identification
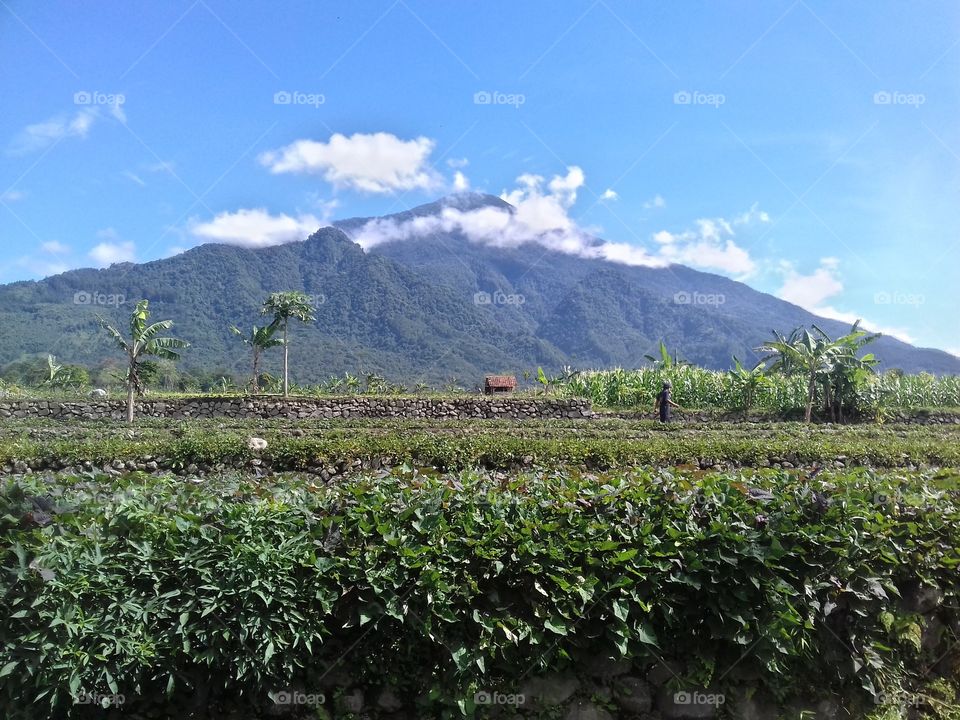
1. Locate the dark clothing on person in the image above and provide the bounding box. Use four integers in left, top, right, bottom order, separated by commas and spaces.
657, 388, 671, 423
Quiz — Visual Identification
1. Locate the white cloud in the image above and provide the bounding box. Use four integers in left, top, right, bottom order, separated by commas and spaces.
259, 132, 441, 194
41, 241, 70, 255
0, 189, 25, 202
347, 165, 761, 276
734, 203, 770, 225
644, 210, 765, 276
89, 239, 135, 266
8, 109, 97, 154
453, 171, 470, 192
122, 171, 146, 187
775, 258, 915, 342
307, 195, 340, 223
947, 348, 960, 358
643, 194, 665, 209
778, 258, 844, 308
447, 157, 469, 169
109, 99, 126, 124
601, 188, 619, 201
191, 208, 322, 249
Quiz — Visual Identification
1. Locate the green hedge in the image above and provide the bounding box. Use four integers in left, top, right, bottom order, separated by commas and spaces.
1, 467, 958, 718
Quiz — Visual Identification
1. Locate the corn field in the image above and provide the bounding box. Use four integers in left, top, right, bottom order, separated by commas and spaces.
557, 367, 960, 412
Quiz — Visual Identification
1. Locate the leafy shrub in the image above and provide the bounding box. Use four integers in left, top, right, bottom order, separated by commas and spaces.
1, 467, 957, 718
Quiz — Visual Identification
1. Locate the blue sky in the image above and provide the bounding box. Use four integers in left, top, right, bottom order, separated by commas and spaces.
1, 0, 958, 353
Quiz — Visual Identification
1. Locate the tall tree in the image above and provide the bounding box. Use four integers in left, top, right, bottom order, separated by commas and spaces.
99, 300, 189, 423
262, 292, 317, 397
230, 323, 283, 394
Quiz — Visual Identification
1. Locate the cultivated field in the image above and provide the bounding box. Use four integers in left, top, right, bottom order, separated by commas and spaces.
2, 410, 959, 719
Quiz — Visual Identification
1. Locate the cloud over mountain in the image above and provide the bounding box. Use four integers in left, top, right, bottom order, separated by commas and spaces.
258, 132, 440, 194
348, 167, 765, 277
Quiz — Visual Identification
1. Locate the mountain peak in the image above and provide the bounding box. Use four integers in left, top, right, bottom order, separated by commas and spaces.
334, 193, 513, 234
436, 192, 513, 213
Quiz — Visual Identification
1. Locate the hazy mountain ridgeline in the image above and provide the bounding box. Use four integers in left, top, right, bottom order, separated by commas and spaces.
0, 192, 957, 385
347, 193, 960, 374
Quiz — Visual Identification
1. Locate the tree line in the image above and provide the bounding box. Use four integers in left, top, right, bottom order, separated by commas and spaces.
98, 291, 315, 422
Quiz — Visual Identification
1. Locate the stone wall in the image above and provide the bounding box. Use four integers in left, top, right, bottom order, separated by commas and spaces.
0, 396, 593, 421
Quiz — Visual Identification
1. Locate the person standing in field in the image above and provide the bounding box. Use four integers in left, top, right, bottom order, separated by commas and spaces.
654, 380, 680, 423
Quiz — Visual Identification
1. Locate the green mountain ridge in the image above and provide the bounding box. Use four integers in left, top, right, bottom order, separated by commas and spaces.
0, 194, 956, 385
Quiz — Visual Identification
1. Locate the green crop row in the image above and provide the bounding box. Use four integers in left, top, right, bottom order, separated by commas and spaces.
558, 366, 960, 412
2, 423, 959, 471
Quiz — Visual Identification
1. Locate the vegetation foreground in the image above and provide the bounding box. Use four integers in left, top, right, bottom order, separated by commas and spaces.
0, 415, 959, 719
1, 467, 959, 719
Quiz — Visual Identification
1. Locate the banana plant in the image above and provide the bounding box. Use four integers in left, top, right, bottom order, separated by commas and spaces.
99, 300, 189, 423
728, 356, 769, 411
643, 340, 689, 369
758, 322, 878, 422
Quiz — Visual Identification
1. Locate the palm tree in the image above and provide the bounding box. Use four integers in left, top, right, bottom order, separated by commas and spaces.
99, 300, 189, 423
262, 292, 317, 397
230, 323, 283, 394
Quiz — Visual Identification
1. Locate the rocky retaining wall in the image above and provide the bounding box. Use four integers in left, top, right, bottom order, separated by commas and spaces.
0, 396, 593, 421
